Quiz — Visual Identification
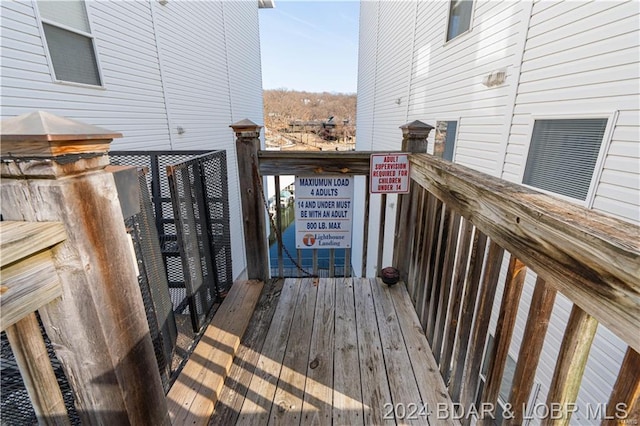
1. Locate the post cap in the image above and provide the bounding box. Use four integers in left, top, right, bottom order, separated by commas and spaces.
400, 120, 435, 133
1, 111, 121, 158
230, 119, 262, 133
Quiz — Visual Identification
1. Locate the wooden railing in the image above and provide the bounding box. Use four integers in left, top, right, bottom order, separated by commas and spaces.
233, 120, 429, 279
1, 221, 69, 423
259, 151, 376, 277
396, 153, 640, 425
234, 120, 639, 424
1, 112, 170, 424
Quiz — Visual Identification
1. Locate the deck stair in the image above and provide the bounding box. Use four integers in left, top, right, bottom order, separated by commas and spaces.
167, 279, 264, 425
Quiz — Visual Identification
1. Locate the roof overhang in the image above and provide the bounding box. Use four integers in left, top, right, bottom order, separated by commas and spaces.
259, 0, 275, 9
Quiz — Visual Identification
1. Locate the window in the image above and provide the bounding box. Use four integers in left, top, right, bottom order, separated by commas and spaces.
37, 0, 102, 86
434, 120, 458, 161
476, 335, 517, 424
447, 0, 474, 41
523, 118, 608, 201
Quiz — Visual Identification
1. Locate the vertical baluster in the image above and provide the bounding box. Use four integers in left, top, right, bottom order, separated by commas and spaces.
460, 240, 505, 425
479, 256, 526, 423
450, 229, 488, 403
506, 277, 556, 426
432, 210, 461, 362
440, 219, 474, 383
605, 347, 640, 424
542, 305, 598, 426
274, 175, 283, 277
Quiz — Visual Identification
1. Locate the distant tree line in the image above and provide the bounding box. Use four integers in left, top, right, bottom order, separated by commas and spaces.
264, 89, 356, 132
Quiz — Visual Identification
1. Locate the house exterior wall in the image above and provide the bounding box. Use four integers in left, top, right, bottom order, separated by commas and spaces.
355, 1, 639, 423
0, 0, 268, 281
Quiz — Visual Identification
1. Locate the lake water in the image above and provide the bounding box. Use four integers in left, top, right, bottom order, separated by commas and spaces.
269, 221, 347, 276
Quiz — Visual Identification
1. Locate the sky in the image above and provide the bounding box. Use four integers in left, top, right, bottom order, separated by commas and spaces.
259, 1, 360, 94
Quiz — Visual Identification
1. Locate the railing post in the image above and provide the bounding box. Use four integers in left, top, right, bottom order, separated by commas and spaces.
393, 120, 433, 282
0, 112, 170, 425
231, 119, 269, 281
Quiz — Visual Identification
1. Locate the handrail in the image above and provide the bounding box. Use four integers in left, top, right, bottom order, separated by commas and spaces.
258, 150, 398, 176
0, 220, 69, 423
0, 221, 67, 331
396, 152, 640, 424
408, 153, 640, 352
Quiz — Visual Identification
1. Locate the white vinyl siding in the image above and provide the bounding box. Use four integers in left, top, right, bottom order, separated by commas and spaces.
1, 0, 266, 280
224, 1, 264, 126
356, 0, 525, 275
504, 0, 639, 222
500, 1, 638, 422
357, 0, 638, 420
1, 0, 171, 149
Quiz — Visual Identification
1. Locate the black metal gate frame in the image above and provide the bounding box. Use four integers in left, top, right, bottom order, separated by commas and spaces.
166, 151, 232, 331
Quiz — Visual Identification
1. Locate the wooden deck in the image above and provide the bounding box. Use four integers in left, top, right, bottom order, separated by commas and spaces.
211, 278, 458, 426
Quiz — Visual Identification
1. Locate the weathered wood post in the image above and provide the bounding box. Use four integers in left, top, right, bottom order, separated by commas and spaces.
232, 119, 269, 281
0, 111, 170, 425
393, 120, 433, 282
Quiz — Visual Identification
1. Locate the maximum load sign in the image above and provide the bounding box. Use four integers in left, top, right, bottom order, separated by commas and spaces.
295, 175, 354, 249
370, 153, 410, 193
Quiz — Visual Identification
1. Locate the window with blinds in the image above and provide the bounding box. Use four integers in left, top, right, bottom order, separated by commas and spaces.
38, 0, 102, 86
446, 0, 474, 42
523, 118, 608, 201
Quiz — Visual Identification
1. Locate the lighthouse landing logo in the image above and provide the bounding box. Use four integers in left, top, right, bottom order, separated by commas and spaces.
303, 233, 316, 247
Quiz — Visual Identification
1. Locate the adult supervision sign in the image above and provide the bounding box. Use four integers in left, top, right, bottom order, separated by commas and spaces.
295, 176, 354, 249
370, 153, 410, 193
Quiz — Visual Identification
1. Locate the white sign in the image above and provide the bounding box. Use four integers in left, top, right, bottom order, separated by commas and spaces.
295, 176, 354, 249
370, 153, 410, 194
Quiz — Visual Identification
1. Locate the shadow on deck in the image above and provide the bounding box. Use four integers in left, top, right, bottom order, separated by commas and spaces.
210, 278, 458, 425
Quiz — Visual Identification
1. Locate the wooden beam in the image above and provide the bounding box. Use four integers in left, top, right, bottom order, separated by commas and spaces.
0, 221, 66, 267
543, 306, 598, 426
258, 151, 384, 176
1, 250, 62, 331
460, 241, 505, 424
410, 153, 640, 352
167, 280, 264, 425
5, 313, 70, 425
506, 277, 556, 426
606, 347, 640, 425
480, 256, 526, 416
233, 122, 269, 281
2, 167, 170, 425
450, 229, 487, 403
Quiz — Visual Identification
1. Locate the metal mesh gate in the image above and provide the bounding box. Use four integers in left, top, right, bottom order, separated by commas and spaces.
125, 168, 178, 392
167, 151, 232, 331
110, 151, 232, 331
110, 151, 209, 313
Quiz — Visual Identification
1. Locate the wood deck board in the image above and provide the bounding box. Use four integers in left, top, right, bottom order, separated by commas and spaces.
301, 278, 336, 425
213, 278, 457, 426
167, 279, 264, 426
371, 277, 426, 426
237, 278, 302, 425
389, 279, 462, 426
269, 278, 318, 425
210, 279, 285, 426
333, 278, 365, 425
354, 277, 394, 425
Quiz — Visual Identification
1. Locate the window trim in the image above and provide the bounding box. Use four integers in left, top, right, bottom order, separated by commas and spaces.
444, 0, 475, 45
519, 112, 618, 208
33, 0, 105, 88
433, 117, 460, 162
